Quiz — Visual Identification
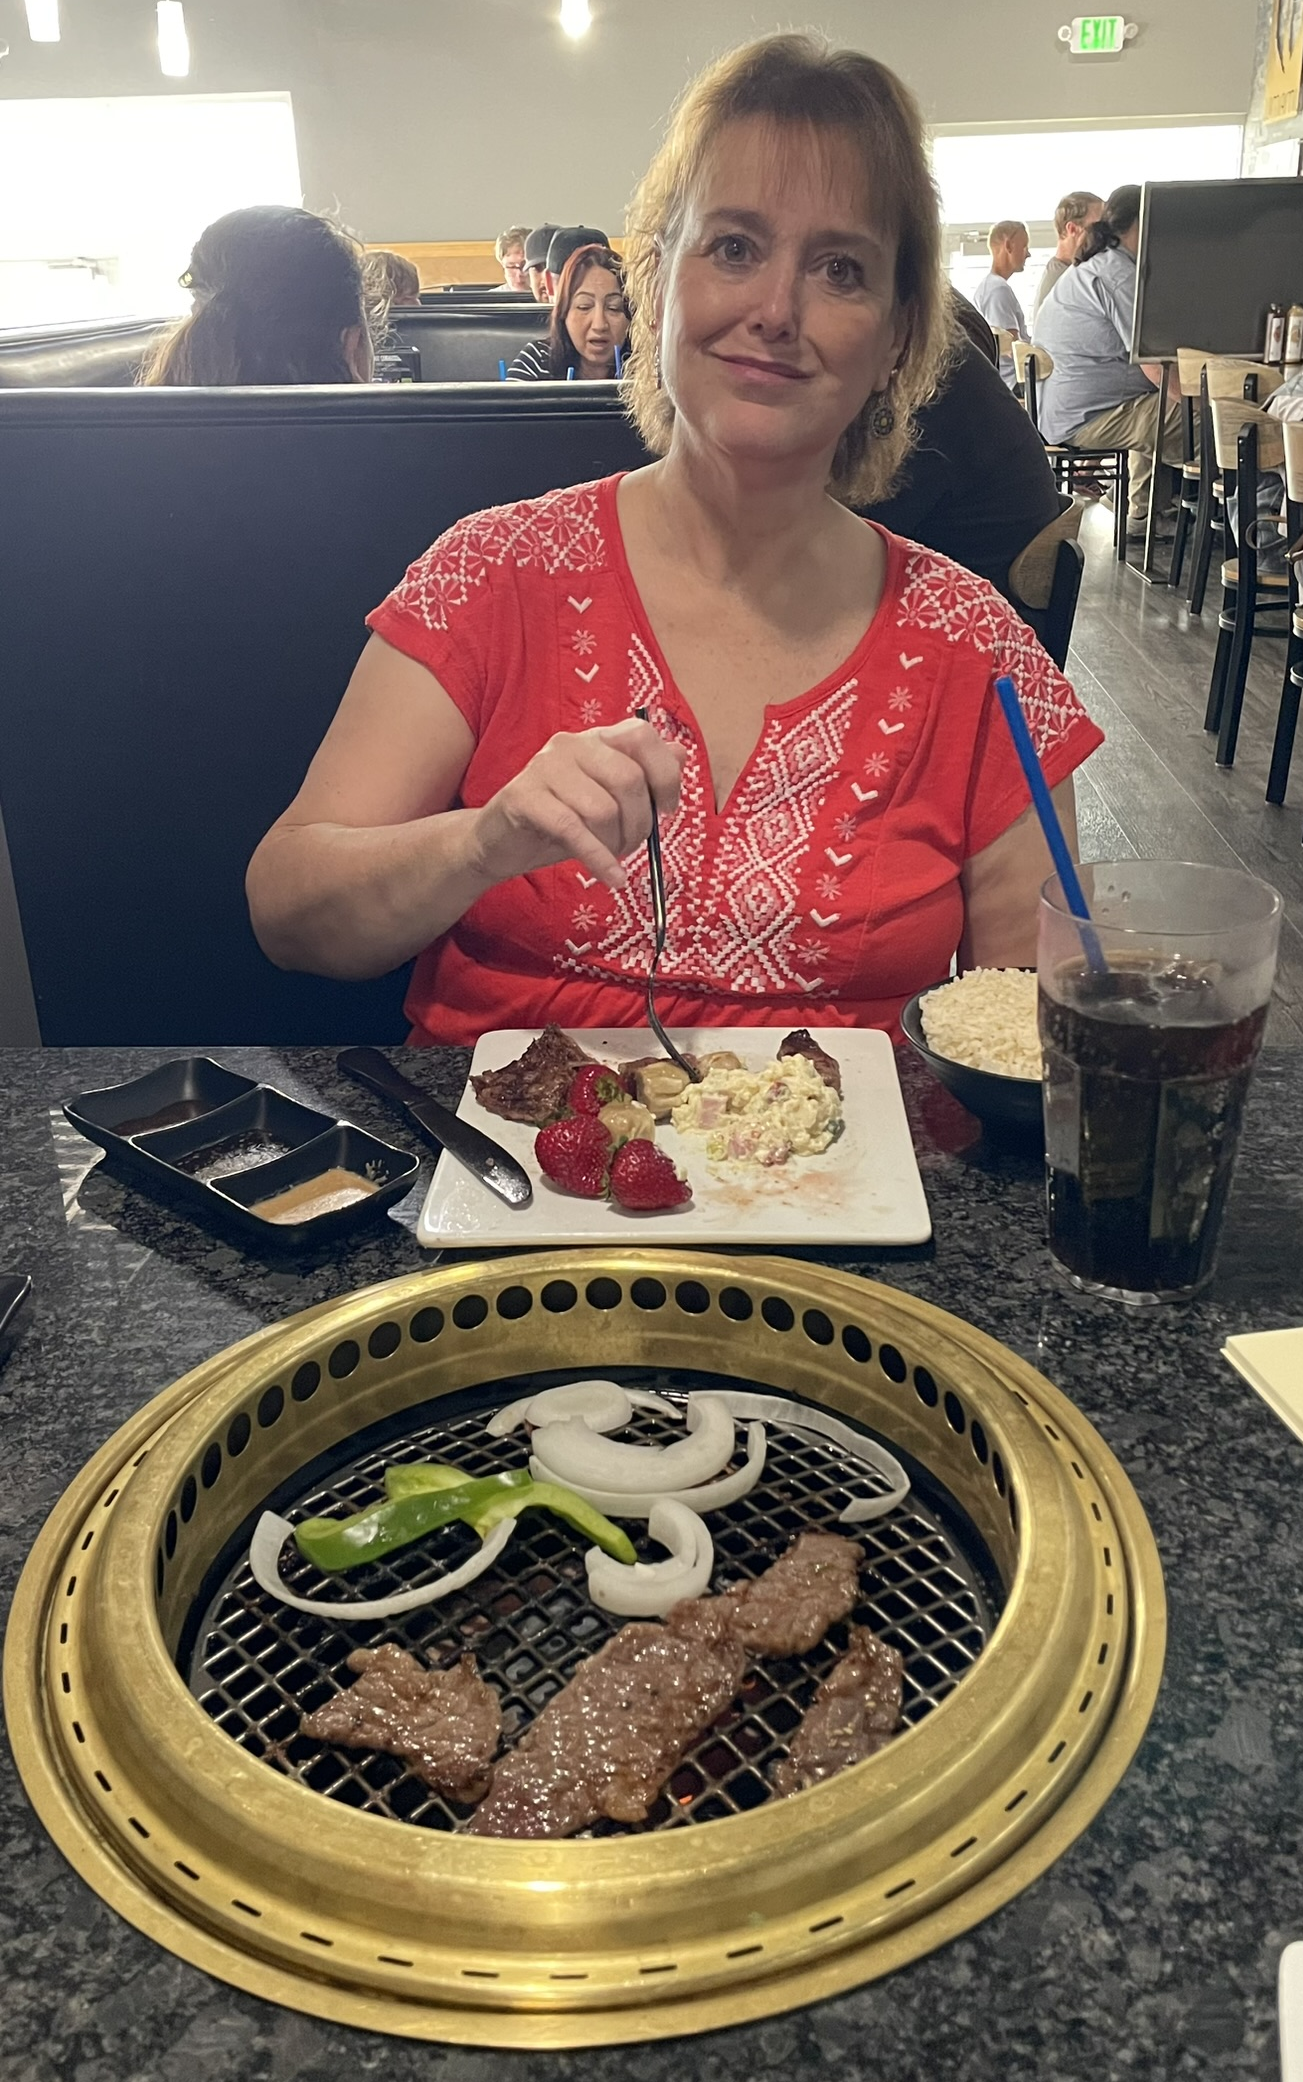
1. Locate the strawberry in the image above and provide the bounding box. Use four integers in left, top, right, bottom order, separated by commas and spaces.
566, 1063, 627, 1116
535, 1114, 613, 1198
609, 1139, 692, 1212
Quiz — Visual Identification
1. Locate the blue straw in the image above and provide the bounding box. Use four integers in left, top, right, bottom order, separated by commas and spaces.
994, 675, 1108, 974
567, 365, 575, 380
498, 358, 508, 380
614, 344, 623, 377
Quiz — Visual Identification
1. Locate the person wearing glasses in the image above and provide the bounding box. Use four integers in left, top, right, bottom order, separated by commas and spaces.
492, 226, 531, 293
249, 36, 1100, 1046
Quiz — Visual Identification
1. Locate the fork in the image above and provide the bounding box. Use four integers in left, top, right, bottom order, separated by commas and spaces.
634, 707, 702, 1084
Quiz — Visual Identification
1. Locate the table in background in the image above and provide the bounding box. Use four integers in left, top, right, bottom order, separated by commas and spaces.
1, 1043, 1301, 2082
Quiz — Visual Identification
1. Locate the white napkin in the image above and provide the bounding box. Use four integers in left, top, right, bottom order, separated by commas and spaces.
1222, 1328, 1303, 1444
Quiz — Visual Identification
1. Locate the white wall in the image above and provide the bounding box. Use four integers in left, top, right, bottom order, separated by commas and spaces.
0, 0, 1261, 243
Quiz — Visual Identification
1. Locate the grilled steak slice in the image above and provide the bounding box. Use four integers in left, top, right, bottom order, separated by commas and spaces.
771, 1627, 903, 1796
470, 1024, 595, 1124
777, 1028, 843, 1095
466, 1600, 746, 1838
702, 1531, 862, 1658
300, 1643, 501, 1800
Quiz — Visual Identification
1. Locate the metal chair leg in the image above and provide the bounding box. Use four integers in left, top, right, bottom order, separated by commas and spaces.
1114, 452, 1129, 562
1169, 496, 1193, 587
1189, 494, 1217, 616
1267, 659, 1301, 805
1206, 599, 1236, 732
1215, 596, 1254, 766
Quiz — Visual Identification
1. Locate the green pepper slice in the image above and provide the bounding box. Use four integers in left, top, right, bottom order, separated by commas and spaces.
385, 1461, 636, 1566
294, 1468, 531, 1575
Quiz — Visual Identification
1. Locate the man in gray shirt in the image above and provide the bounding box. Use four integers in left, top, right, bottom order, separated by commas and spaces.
1034, 185, 1182, 536
972, 221, 1030, 389
1033, 190, 1103, 319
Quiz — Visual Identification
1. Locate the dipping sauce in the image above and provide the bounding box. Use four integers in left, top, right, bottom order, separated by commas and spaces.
250, 1168, 378, 1225
114, 1099, 214, 1137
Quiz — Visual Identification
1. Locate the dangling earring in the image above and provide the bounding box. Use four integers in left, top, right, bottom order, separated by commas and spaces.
869, 390, 896, 439
654, 342, 663, 390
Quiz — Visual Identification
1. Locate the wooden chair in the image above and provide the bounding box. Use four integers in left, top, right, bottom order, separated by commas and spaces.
1187, 359, 1284, 616
1014, 340, 1128, 563
1204, 399, 1290, 768
1008, 499, 1086, 670
1266, 420, 1303, 807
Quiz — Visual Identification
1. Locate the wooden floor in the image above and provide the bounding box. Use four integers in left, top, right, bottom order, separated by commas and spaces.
1068, 504, 1303, 1045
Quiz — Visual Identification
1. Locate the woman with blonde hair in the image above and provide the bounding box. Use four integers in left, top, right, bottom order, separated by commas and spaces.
248, 34, 1102, 1044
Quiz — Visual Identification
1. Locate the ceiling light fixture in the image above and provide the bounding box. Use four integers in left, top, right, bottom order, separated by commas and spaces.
559, 0, 592, 37
24, 0, 60, 43
157, 0, 190, 76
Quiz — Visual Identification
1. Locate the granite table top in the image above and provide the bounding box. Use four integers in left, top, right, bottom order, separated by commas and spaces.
0, 1041, 1301, 2082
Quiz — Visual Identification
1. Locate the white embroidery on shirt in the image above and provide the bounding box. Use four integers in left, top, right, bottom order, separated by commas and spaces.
391, 484, 607, 634
896, 546, 1083, 755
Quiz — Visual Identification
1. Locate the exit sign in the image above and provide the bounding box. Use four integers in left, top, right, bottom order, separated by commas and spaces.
1066, 14, 1127, 52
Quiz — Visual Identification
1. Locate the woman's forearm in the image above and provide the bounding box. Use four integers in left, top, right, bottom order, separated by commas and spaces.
246, 809, 494, 979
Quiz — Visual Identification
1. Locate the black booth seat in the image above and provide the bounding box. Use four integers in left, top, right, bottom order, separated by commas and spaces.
0, 316, 169, 388
0, 382, 650, 1046
387, 302, 546, 382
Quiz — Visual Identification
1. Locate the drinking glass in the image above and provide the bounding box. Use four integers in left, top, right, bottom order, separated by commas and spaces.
1038, 860, 1281, 1304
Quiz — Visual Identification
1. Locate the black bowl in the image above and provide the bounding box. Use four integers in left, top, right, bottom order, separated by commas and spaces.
900, 986, 1045, 1138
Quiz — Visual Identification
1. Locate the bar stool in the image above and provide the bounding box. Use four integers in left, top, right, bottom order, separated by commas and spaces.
1014, 340, 1129, 562
1204, 400, 1291, 767
1169, 347, 1213, 590
1187, 358, 1283, 616
1266, 421, 1303, 807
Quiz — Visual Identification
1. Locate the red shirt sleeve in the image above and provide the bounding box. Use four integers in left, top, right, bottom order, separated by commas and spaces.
962, 607, 1103, 858
364, 509, 515, 736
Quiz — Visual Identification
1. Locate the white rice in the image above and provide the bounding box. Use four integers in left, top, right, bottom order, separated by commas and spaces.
919, 968, 1041, 1081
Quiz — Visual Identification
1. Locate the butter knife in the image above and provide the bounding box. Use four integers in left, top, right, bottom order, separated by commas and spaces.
336, 1048, 532, 1209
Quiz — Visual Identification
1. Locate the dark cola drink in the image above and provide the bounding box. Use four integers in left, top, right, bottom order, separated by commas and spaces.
1040, 957, 1267, 1300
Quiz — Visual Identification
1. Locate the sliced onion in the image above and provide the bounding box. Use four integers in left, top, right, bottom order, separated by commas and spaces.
530, 1420, 767, 1520
531, 1393, 735, 1494
585, 1499, 714, 1616
248, 1512, 514, 1619
485, 1379, 675, 1438
701, 1390, 910, 1523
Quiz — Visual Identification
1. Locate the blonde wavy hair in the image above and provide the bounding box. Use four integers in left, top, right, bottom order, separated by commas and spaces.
624, 33, 953, 506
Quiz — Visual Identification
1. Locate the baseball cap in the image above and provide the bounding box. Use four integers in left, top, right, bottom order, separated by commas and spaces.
524, 224, 558, 269
546, 226, 610, 277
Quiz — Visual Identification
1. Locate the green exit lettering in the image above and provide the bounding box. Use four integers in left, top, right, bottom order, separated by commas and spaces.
1073, 14, 1125, 52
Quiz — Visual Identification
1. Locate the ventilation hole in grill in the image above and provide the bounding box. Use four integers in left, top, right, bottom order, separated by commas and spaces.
950, 1835, 977, 1857
495, 1286, 533, 1322
232, 1899, 261, 1917
884, 1879, 915, 1898
719, 1286, 752, 1321
912, 1362, 937, 1404
94, 1771, 111, 1792
201, 1442, 222, 1489
841, 1323, 871, 1363
410, 1307, 443, 1343
802, 1308, 834, 1346
175, 1861, 199, 1880
103, 1487, 119, 1506
1090, 1500, 1103, 1523
65, 1574, 77, 1597
81, 1529, 95, 1551
586, 1278, 622, 1311
640, 1964, 677, 1976
128, 1817, 150, 1839
257, 1385, 284, 1428
462, 1967, 499, 1979
1098, 1642, 1109, 1664
943, 1392, 966, 1436
1106, 1593, 1115, 1616
541, 1280, 577, 1313
1008, 1486, 1019, 1531
761, 1296, 794, 1332
329, 1339, 362, 1376
879, 1345, 907, 1384
58, 1624, 67, 1645
60, 1672, 70, 1694
550, 1972, 589, 1982
227, 1412, 251, 1457
631, 1276, 667, 1310
164, 1512, 178, 1560
71, 1721, 85, 1744
1103, 1545, 1112, 1567
992, 1451, 1007, 1496
1049, 1740, 1066, 1762
675, 1280, 709, 1315
726, 1944, 763, 1959
378, 1956, 413, 1969
291, 1361, 321, 1402
301, 1932, 334, 1948
809, 1915, 844, 1933
154, 1552, 164, 1598
1079, 1690, 1093, 1713
1005, 1789, 1027, 1811
970, 1419, 989, 1465
368, 1320, 403, 1357
1071, 1459, 1084, 1478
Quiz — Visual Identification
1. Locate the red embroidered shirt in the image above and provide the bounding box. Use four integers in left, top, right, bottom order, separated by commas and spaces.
365, 475, 1103, 1046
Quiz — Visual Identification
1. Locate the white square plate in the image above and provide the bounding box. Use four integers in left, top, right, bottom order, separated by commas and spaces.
416, 1027, 931, 1250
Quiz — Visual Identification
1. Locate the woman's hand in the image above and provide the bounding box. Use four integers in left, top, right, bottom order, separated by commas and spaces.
468, 717, 686, 891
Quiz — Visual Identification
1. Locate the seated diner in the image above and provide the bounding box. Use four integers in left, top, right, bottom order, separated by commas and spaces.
505, 242, 630, 381
246, 33, 1102, 1046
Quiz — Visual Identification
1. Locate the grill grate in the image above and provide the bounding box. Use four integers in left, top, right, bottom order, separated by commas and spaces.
187, 1370, 1000, 1836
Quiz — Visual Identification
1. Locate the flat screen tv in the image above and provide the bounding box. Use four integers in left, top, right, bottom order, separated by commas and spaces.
1132, 177, 1303, 360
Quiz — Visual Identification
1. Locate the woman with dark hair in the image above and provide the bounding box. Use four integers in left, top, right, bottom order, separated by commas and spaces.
505, 245, 630, 381
141, 205, 374, 387
1033, 183, 1181, 538
250, 33, 1102, 1045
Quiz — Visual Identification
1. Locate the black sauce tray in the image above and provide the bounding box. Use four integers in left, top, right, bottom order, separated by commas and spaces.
63, 1056, 420, 1249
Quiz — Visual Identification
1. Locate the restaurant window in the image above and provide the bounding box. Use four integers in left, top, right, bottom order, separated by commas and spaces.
932, 122, 1245, 318
0, 91, 301, 329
